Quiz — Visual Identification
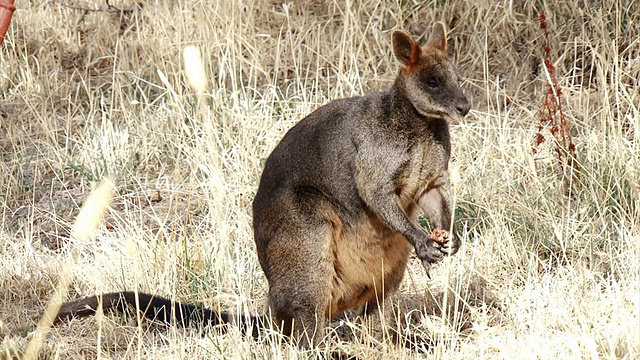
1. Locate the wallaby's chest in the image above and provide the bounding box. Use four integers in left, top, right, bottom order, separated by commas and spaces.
395, 140, 447, 209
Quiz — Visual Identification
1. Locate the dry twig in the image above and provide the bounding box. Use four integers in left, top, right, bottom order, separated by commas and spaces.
45, 0, 134, 14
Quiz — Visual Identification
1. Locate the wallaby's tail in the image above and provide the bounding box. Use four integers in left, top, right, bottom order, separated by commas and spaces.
55, 291, 265, 337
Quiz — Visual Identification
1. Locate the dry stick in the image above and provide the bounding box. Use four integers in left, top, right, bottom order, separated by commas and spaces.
46, 0, 134, 13
22, 178, 114, 360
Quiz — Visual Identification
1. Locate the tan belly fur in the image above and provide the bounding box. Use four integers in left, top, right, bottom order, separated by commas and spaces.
326, 216, 413, 319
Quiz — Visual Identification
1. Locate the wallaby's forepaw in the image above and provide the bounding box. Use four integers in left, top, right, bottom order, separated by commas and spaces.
430, 228, 459, 255
416, 228, 460, 277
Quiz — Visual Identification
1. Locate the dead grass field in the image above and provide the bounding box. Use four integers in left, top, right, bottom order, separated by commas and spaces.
1, 0, 638, 359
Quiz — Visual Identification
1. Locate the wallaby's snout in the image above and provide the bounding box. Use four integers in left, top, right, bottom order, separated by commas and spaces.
456, 94, 471, 117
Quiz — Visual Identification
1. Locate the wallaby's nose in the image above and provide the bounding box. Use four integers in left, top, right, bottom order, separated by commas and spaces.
456, 99, 471, 116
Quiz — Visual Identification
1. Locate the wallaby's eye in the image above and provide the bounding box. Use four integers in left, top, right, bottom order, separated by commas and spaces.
423, 78, 440, 90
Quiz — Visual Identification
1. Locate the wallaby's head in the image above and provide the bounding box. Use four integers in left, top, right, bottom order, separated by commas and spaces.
392, 22, 470, 122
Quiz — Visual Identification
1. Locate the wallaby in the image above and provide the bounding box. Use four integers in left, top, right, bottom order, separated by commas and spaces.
55, 21, 470, 348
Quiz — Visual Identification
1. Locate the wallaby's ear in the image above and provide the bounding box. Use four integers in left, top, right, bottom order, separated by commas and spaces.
425, 21, 448, 54
392, 30, 421, 67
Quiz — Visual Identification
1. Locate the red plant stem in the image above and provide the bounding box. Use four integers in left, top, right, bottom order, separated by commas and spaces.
0, 0, 15, 45
535, 11, 576, 171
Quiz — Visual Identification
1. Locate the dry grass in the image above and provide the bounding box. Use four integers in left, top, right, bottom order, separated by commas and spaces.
1, 0, 638, 359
